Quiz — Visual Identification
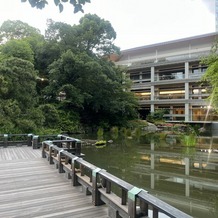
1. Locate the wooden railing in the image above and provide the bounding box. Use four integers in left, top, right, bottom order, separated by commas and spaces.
0, 133, 192, 217
0, 134, 83, 157
42, 139, 192, 218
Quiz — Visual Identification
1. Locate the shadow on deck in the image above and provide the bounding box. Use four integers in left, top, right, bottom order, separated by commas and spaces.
0, 146, 108, 218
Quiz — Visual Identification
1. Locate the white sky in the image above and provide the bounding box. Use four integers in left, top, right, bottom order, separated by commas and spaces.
0, 0, 215, 50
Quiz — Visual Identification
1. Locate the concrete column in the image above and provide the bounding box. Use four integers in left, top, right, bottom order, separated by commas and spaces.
185, 83, 189, 100
151, 86, 154, 101
185, 179, 190, 197
150, 104, 154, 113
151, 173, 155, 189
185, 62, 189, 79
185, 157, 190, 176
185, 103, 189, 122
151, 67, 155, 82
185, 82, 190, 122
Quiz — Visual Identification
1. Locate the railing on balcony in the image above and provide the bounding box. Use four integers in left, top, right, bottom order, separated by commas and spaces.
154, 94, 185, 100
154, 73, 185, 82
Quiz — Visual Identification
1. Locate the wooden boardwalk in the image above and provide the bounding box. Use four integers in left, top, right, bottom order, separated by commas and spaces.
0, 146, 108, 218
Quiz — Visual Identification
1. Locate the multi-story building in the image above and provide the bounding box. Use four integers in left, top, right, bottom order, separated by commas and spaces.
115, 32, 218, 128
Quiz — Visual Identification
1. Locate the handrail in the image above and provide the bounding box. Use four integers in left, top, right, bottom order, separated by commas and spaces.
42, 140, 192, 218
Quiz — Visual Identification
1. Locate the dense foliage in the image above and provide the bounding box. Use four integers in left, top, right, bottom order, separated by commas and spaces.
201, 42, 218, 111
21, 0, 91, 13
0, 16, 138, 134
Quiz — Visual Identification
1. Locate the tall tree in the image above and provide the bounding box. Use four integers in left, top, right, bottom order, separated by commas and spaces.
45, 49, 138, 128
76, 14, 119, 56
0, 20, 41, 43
202, 43, 218, 110
1, 39, 34, 63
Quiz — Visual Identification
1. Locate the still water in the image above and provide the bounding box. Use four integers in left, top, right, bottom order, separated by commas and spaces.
77, 133, 218, 218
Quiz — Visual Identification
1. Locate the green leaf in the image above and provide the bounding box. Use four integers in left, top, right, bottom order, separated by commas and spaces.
61, 0, 68, 2
78, 0, 85, 4
59, 3, 64, 12
54, 0, 60, 6
74, 4, 82, 13
70, 0, 76, 5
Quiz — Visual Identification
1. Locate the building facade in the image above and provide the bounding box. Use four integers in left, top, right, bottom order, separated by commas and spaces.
116, 32, 218, 124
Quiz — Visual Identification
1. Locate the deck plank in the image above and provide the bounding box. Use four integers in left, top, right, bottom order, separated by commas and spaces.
0, 146, 108, 218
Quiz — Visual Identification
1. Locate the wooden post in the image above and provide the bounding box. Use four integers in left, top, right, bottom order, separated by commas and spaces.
153, 207, 159, 218
92, 168, 104, 206
32, 135, 39, 149
42, 142, 46, 158
57, 134, 62, 147
72, 157, 80, 186
58, 149, 64, 173
3, 134, 8, 148
49, 145, 54, 165
106, 180, 111, 193
139, 200, 149, 217
121, 189, 127, 205
75, 141, 81, 156
128, 187, 142, 218
27, 134, 33, 147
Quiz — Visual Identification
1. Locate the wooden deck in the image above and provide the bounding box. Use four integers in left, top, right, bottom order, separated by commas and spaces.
0, 146, 108, 218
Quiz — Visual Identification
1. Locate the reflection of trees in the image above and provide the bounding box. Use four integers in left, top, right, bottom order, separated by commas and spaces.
210, 195, 218, 217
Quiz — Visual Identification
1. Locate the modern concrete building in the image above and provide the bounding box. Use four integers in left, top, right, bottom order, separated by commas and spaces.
115, 32, 218, 126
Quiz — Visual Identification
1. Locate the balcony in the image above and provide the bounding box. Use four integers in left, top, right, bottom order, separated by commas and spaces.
155, 72, 185, 82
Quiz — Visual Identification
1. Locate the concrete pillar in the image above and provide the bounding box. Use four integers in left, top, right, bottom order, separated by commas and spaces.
185, 157, 190, 176
151, 173, 155, 189
185, 62, 189, 79
151, 67, 155, 82
185, 103, 189, 122
185, 179, 190, 197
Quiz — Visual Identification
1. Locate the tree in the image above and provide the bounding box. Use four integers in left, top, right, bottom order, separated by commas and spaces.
0, 57, 37, 110
1, 39, 34, 63
21, 0, 91, 13
44, 15, 120, 57
0, 57, 43, 133
45, 49, 138, 128
0, 20, 41, 43
201, 43, 218, 110
76, 14, 119, 56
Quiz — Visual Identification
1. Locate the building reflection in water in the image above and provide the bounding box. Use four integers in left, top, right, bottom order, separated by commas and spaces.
137, 138, 218, 218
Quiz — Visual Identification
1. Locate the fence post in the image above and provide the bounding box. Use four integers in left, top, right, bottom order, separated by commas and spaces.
71, 157, 80, 186
58, 149, 65, 173
75, 141, 81, 156
92, 168, 104, 206
3, 134, 8, 147
128, 187, 142, 218
27, 134, 33, 147
57, 134, 62, 147
32, 135, 39, 149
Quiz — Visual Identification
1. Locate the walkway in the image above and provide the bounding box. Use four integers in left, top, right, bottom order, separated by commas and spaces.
0, 146, 108, 218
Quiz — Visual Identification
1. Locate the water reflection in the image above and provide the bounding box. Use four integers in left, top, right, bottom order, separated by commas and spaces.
80, 134, 218, 218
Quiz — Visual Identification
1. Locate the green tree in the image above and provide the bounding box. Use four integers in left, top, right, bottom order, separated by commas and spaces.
0, 57, 38, 110
202, 43, 218, 110
0, 20, 41, 43
21, 0, 91, 13
76, 14, 120, 55
1, 39, 34, 63
45, 49, 138, 128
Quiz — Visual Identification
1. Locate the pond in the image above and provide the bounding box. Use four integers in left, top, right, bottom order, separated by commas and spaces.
76, 133, 218, 218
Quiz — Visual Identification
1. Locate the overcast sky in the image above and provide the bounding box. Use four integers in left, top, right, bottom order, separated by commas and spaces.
0, 0, 215, 50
